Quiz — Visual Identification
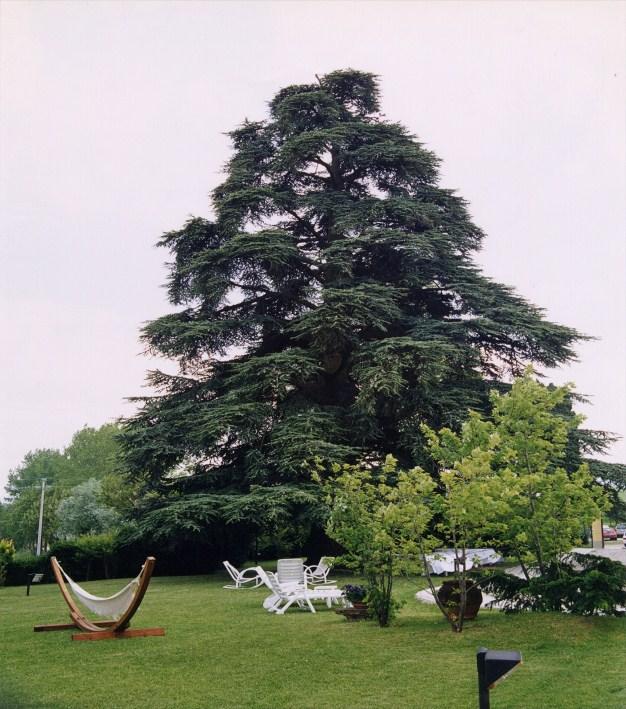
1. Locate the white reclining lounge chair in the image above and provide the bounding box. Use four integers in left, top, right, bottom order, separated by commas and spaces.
256, 567, 345, 615
222, 561, 262, 589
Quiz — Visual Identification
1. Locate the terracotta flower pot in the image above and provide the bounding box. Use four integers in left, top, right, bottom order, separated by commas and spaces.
335, 605, 370, 621
436, 580, 483, 621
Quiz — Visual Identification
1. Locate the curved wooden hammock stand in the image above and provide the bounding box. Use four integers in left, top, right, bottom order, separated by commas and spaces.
34, 556, 165, 641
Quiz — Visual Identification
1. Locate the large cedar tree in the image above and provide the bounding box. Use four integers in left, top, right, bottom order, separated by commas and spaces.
121, 70, 583, 543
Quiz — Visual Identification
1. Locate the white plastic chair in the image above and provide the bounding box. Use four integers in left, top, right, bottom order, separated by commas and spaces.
304, 556, 335, 585
222, 561, 263, 589
256, 567, 315, 614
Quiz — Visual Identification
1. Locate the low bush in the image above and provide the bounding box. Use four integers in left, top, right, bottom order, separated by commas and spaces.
50, 533, 118, 580
481, 552, 626, 616
3, 526, 240, 584
3, 525, 334, 584
4, 550, 49, 586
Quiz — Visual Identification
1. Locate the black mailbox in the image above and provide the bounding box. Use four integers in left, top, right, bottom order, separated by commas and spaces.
477, 647, 522, 708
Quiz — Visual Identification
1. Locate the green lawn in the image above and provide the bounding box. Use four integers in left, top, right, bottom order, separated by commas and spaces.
1, 572, 624, 709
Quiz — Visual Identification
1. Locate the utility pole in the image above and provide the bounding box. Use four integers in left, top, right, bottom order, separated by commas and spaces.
36, 478, 46, 556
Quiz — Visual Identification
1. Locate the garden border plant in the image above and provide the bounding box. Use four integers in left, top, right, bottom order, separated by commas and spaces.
481, 552, 626, 616
0, 538, 16, 586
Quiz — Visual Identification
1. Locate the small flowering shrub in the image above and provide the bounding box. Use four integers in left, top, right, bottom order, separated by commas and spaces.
0, 539, 16, 586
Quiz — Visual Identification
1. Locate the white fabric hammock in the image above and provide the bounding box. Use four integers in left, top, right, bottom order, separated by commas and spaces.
57, 561, 141, 619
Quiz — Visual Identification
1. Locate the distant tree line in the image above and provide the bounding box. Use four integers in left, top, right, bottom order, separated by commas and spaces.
0, 424, 137, 552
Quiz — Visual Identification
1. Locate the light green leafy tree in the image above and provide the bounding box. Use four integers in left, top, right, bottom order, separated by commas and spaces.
5, 449, 68, 499
422, 371, 607, 618
62, 424, 125, 488
421, 372, 607, 625
5, 425, 126, 501
321, 372, 608, 631
316, 456, 435, 627
421, 414, 506, 632
487, 371, 607, 578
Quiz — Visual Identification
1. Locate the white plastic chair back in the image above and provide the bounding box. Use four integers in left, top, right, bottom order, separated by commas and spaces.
305, 556, 335, 584
223, 561, 239, 582
318, 557, 332, 574
277, 558, 304, 585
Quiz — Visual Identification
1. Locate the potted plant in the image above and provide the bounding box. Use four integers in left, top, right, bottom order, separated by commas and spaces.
336, 584, 370, 621
344, 584, 368, 608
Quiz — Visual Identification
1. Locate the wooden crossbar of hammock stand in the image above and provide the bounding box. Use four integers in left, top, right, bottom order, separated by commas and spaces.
34, 556, 165, 641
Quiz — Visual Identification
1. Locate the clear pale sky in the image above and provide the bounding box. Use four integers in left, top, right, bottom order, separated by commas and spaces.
1, 1, 625, 491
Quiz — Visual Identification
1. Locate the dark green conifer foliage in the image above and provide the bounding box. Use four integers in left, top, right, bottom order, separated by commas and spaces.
122, 70, 583, 544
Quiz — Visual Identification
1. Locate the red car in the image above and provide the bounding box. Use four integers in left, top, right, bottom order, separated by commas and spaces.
602, 526, 618, 541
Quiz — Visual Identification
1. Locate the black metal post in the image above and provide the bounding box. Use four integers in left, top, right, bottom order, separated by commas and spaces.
477, 647, 490, 709
26, 573, 35, 596
477, 647, 522, 708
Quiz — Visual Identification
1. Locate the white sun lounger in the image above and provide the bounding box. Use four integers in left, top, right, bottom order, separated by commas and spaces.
256, 567, 345, 614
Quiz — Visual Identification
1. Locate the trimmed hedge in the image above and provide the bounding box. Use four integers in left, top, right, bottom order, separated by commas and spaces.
4, 552, 50, 587
4, 534, 227, 585
2, 524, 338, 585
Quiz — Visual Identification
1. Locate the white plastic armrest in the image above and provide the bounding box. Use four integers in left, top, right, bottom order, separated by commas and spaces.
240, 568, 260, 578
